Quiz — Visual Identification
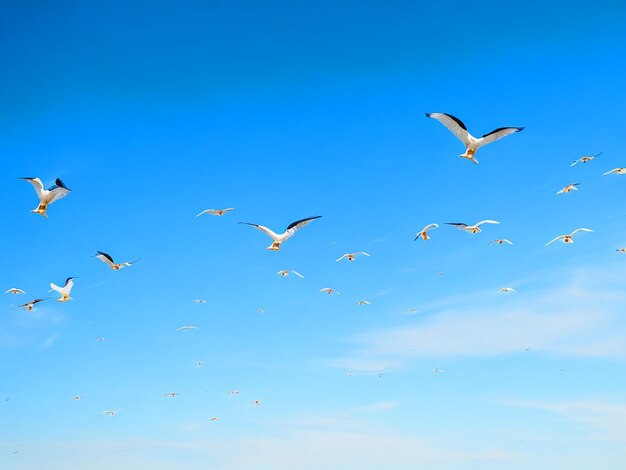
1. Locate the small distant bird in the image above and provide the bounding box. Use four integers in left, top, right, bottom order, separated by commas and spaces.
176, 325, 198, 332
20, 177, 71, 217
95, 251, 141, 270
545, 228, 593, 246
50, 277, 75, 302
617, 248, 626, 254
414, 223, 439, 241
210, 417, 220, 421
378, 373, 385, 378
436, 272, 446, 276
164, 393, 180, 398
102, 410, 118, 416
96, 337, 105, 342
193, 299, 207, 303
251, 400, 260, 407
432, 368, 444, 374
15, 298, 46, 311
489, 239, 513, 246
226, 390, 240, 395
73, 395, 83, 401
425, 112, 524, 165
355, 300, 371, 306
336, 252, 370, 262
499, 287, 517, 294
239, 216, 322, 250
603, 168, 626, 175
276, 270, 304, 278
196, 208, 234, 217
570, 152, 602, 166
194, 361, 204, 367
320, 288, 339, 295
408, 308, 418, 314
447, 220, 500, 234
556, 183, 580, 195
258, 308, 265, 314
4, 288, 25, 295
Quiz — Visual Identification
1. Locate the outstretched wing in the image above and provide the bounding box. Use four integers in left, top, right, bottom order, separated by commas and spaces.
239, 222, 281, 241
545, 235, 565, 246
47, 178, 71, 204
20, 177, 44, 199
570, 228, 593, 236
446, 223, 468, 230
283, 216, 322, 241
425, 113, 471, 146
478, 127, 524, 148
475, 220, 500, 227
291, 270, 305, 278
336, 254, 348, 262
96, 251, 116, 267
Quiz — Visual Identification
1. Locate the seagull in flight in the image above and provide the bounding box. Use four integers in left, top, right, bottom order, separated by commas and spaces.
102, 410, 119, 416
196, 208, 234, 217
425, 113, 524, 165
50, 278, 75, 302
95, 251, 141, 270
336, 252, 370, 262
176, 325, 198, 332
617, 248, 626, 254
489, 239, 513, 246
226, 390, 240, 395
276, 270, 305, 278
20, 177, 71, 217
193, 299, 207, 303
73, 395, 84, 401
447, 220, 500, 234
499, 287, 517, 294
571, 152, 602, 166
556, 183, 580, 195
210, 417, 220, 421
414, 223, 439, 241
432, 368, 444, 374
355, 300, 371, 306
545, 228, 593, 246
239, 215, 322, 250
251, 400, 261, 407
4, 288, 26, 295
164, 392, 180, 398
320, 288, 340, 295
15, 298, 46, 311
603, 168, 626, 175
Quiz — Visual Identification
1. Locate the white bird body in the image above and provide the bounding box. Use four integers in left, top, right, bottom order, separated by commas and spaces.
336, 252, 370, 262
50, 278, 75, 302
193, 299, 207, 303
426, 113, 524, 165
320, 288, 339, 295
603, 168, 626, 175
20, 177, 71, 217
489, 239, 513, 246
277, 270, 304, 278
4, 288, 26, 295
414, 223, 439, 241
556, 183, 580, 195
571, 152, 602, 166
545, 228, 593, 246
95, 251, 140, 270
239, 216, 321, 250
196, 208, 234, 217
499, 287, 517, 293
447, 220, 500, 234
176, 325, 198, 332
355, 300, 371, 306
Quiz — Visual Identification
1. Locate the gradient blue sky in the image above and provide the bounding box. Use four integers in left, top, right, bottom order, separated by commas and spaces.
2, 1, 626, 469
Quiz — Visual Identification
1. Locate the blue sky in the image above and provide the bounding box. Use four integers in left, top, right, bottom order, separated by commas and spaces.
2, 1, 626, 468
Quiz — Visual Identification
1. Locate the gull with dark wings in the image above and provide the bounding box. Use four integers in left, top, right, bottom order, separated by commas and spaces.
15, 298, 47, 311
95, 251, 141, 270
447, 220, 500, 234
425, 113, 524, 165
20, 177, 71, 217
239, 216, 321, 250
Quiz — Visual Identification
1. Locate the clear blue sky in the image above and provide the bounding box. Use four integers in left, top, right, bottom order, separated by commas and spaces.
2, 1, 626, 468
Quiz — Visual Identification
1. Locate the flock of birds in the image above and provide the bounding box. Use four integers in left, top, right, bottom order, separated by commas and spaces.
5, 112, 625, 420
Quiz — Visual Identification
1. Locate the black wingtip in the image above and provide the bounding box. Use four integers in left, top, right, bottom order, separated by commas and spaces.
55, 178, 71, 190
425, 112, 431, 118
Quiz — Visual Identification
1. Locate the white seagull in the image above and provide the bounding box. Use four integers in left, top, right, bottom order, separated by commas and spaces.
4, 288, 26, 295
355, 300, 371, 306
176, 325, 198, 332
603, 168, 626, 175
95, 251, 141, 270
15, 298, 47, 311
545, 228, 593, 246
196, 208, 234, 217
20, 177, 71, 217
447, 220, 500, 234
102, 410, 119, 416
320, 288, 339, 295
50, 277, 75, 302
164, 392, 180, 398
617, 248, 626, 254
425, 113, 524, 165
336, 252, 370, 262
276, 270, 304, 278
489, 239, 513, 246
226, 390, 240, 395
571, 152, 602, 166
414, 223, 439, 241
239, 216, 322, 250
499, 287, 517, 294
556, 183, 580, 195
193, 299, 207, 303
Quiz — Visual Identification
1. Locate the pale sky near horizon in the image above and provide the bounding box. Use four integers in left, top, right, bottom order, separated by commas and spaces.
2, 1, 626, 469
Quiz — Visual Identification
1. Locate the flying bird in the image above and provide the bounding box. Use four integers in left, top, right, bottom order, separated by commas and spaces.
556, 183, 580, 195
176, 325, 198, 332
499, 287, 517, 294
603, 168, 626, 175
408, 308, 418, 314
239, 216, 322, 250
50, 277, 75, 302
96, 337, 105, 342
447, 220, 500, 234
20, 177, 71, 217
210, 417, 220, 421
355, 300, 371, 306
414, 223, 439, 241
276, 270, 304, 278
73, 395, 84, 401
226, 390, 240, 395
193, 299, 207, 303
196, 208, 234, 217
545, 228, 593, 246
15, 299, 46, 311
320, 288, 339, 295
102, 410, 119, 416
4, 288, 25, 295
489, 239, 513, 246
570, 152, 602, 166
336, 252, 370, 262
425, 113, 524, 165
617, 248, 626, 254
432, 368, 444, 374
95, 251, 141, 270
251, 400, 260, 407
164, 393, 180, 398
